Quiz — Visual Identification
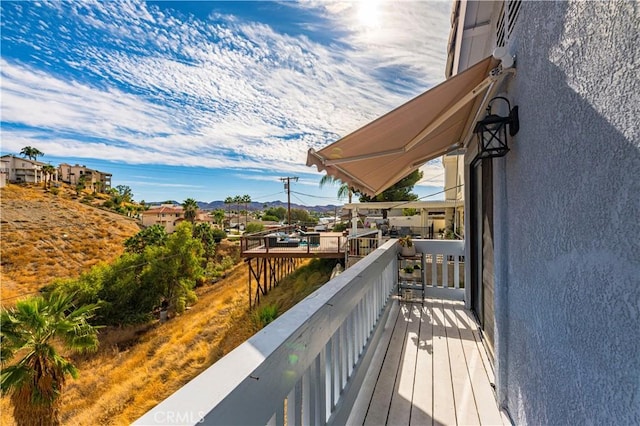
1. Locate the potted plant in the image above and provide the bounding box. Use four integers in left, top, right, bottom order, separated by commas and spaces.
400, 265, 413, 279
398, 235, 416, 257
413, 264, 422, 278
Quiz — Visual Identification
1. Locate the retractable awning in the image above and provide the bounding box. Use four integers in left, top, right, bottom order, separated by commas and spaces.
307, 56, 501, 196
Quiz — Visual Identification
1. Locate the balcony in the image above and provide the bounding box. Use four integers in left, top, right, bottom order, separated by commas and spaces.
135, 239, 506, 425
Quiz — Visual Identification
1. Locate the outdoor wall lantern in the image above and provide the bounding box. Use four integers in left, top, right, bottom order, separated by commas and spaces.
473, 96, 519, 160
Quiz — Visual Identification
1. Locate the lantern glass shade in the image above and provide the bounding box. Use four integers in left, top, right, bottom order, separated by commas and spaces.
474, 113, 510, 159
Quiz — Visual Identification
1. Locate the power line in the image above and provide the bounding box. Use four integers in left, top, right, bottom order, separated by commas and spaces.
290, 190, 341, 200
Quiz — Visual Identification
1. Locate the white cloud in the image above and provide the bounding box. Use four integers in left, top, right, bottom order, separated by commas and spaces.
1, 1, 450, 186
417, 159, 445, 187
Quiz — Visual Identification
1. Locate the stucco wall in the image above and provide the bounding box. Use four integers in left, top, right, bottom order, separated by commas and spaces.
499, 1, 639, 424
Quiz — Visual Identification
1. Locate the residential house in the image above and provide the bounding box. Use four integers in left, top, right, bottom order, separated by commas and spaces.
343, 152, 465, 237
0, 156, 9, 188
0, 154, 55, 184
141, 204, 184, 234
58, 163, 112, 193
136, 2, 638, 424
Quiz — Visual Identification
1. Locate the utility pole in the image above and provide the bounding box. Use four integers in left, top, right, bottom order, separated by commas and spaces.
280, 176, 298, 225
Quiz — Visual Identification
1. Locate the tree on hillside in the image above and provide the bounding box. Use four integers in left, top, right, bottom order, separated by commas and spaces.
151, 222, 203, 313
182, 198, 198, 223
0, 292, 99, 426
93, 181, 103, 195
41, 164, 56, 190
19, 146, 44, 161
124, 225, 168, 254
192, 222, 216, 259
75, 176, 87, 196
115, 185, 133, 203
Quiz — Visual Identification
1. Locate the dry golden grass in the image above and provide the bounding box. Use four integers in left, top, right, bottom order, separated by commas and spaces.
1, 184, 335, 424
0, 184, 140, 304
1, 256, 328, 425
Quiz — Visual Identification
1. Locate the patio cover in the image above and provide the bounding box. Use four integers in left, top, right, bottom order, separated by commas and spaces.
306, 56, 500, 196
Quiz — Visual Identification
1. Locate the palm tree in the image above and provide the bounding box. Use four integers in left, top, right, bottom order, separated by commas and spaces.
19, 146, 44, 161
41, 164, 56, 190
319, 175, 352, 203
241, 194, 251, 228
182, 198, 198, 223
211, 209, 225, 227
75, 176, 86, 196
0, 292, 99, 426
233, 195, 242, 230
224, 197, 233, 228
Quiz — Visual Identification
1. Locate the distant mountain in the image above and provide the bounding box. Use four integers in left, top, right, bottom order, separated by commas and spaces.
148, 200, 342, 214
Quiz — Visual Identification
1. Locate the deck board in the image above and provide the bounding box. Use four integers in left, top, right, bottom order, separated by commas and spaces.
364, 305, 409, 425
432, 299, 457, 426
387, 304, 421, 425
443, 300, 481, 426
411, 303, 433, 426
350, 298, 507, 426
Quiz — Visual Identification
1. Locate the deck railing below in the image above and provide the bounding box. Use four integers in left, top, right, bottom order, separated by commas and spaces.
241, 232, 346, 257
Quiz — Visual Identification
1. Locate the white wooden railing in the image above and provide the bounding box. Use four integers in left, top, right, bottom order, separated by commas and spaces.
134, 239, 465, 425
135, 239, 398, 426
345, 229, 381, 266
414, 240, 465, 300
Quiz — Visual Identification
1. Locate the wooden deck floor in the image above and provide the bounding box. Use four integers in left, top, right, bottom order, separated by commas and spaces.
347, 298, 510, 426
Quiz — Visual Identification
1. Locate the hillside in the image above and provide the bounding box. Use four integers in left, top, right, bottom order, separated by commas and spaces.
0, 253, 333, 425
0, 184, 141, 304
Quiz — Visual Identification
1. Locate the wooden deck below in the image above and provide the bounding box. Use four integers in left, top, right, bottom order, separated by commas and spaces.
241, 232, 345, 259
347, 298, 510, 426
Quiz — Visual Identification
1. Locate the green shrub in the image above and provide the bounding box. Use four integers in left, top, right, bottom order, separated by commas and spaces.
253, 304, 279, 328
333, 222, 348, 232
244, 222, 265, 234
261, 215, 280, 222
211, 228, 226, 243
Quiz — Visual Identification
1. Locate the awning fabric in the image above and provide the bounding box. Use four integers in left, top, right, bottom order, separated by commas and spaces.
306, 56, 499, 196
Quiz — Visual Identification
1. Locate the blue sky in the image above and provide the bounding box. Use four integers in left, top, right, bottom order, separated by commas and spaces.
1, 1, 451, 205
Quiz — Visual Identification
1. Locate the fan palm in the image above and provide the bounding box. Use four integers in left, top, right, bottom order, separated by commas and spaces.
241, 194, 251, 227
182, 198, 198, 223
41, 164, 56, 190
319, 175, 352, 203
233, 195, 242, 229
224, 197, 233, 227
1, 292, 100, 426
19, 146, 44, 161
